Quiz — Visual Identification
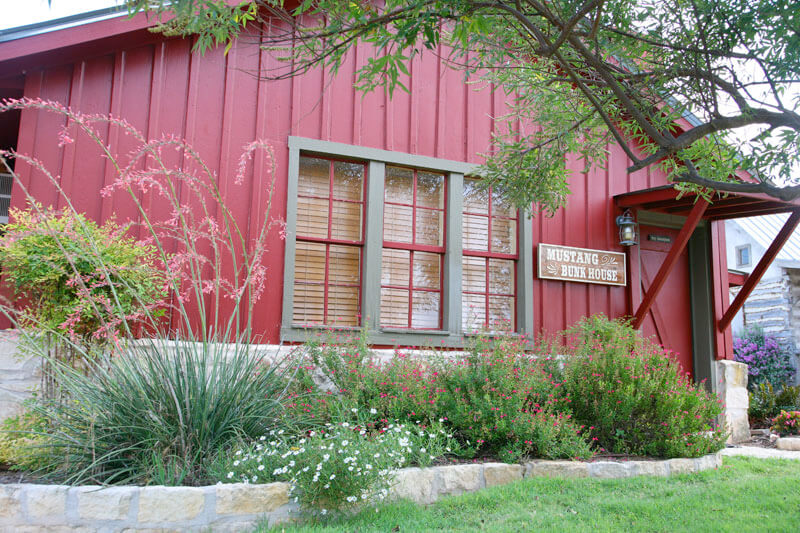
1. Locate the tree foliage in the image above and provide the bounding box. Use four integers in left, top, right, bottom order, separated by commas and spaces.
127, 0, 800, 212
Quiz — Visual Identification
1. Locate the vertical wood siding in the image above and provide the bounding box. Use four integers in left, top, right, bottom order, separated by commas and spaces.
10, 31, 680, 344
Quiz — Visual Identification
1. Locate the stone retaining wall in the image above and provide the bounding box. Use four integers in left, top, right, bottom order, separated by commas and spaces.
0, 453, 721, 532
0, 482, 296, 533
776, 437, 800, 451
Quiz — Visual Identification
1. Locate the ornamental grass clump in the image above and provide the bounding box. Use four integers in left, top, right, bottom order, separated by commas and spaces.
560, 315, 726, 458
733, 326, 795, 390
28, 338, 289, 486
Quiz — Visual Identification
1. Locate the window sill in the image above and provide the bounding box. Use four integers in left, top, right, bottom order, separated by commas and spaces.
281, 325, 466, 348
290, 325, 361, 331
380, 328, 450, 336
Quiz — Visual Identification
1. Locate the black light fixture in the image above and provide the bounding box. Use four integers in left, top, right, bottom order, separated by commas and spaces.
616, 209, 638, 246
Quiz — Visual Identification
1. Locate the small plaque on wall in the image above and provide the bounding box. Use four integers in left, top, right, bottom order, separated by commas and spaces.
537, 243, 626, 287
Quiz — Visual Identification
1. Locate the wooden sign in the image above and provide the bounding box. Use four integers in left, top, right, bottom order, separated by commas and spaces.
537, 243, 626, 286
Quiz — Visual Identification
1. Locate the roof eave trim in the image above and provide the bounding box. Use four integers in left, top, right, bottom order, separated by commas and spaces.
0, 8, 163, 65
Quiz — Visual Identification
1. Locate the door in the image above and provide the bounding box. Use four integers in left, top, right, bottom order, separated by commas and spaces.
638, 225, 694, 377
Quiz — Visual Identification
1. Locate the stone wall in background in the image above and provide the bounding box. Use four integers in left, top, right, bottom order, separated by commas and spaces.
786, 269, 800, 385
0, 332, 756, 446
0, 330, 39, 422
735, 275, 794, 347
730, 270, 800, 386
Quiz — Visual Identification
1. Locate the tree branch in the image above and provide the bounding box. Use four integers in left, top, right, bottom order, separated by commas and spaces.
673, 171, 800, 202
629, 109, 800, 172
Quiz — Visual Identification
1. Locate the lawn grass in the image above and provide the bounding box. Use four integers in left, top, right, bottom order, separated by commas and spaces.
262, 457, 800, 532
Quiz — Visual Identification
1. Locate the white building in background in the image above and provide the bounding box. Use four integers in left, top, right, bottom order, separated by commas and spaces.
726, 215, 800, 383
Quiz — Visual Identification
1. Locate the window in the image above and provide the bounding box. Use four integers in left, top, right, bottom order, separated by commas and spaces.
736, 244, 751, 268
381, 166, 446, 329
292, 156, 366, 327
282, 137, 533, 346
0, 173, 11, 225
462, 178, 517, 332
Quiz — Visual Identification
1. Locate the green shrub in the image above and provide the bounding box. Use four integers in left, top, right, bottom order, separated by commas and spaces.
0, 409, 49, 471
288, 332, 592, 461
0, 203, 166, 344
0, 204, 168, 402
771, 410, 800, 436
27, 338, 290, 485
750, 383, 800, 426
432, 336, 591, 461
560, 315, 726, 458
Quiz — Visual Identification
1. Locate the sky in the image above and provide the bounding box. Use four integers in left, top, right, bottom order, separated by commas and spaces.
0, 0, 123, 31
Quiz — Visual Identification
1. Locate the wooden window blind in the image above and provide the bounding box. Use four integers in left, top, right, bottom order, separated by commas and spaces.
293, 156, 365, 326
380, 166, 445, 329
462, 178, 517, 332
0, 173, 11, 225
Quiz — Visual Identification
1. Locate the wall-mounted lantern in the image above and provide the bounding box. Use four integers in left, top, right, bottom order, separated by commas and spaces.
616, 209, 638, 246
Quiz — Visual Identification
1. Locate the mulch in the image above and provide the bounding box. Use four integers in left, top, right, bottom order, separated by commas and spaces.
734, 428, 777, 449
0, 467, 51, 485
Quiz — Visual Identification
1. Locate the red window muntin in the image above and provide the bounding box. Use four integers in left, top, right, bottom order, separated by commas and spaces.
293, 156, 366, 327
462, 178, 518, 332
380, 166, 446, 329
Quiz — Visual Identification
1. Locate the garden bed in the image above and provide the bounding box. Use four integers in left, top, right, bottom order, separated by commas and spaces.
0, 453, 721, 533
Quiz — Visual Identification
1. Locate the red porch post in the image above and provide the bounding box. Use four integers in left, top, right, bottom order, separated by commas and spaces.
710, 220, 733, 360
632, 198, 709, 329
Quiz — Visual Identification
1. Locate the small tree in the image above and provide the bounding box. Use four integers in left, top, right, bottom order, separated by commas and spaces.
0, 204, 167, 398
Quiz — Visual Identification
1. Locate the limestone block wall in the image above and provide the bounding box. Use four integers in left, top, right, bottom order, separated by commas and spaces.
0, 335, 462, 424
0, 481, 295, 533
0, 330, 39, 422
716, 360, 750, 443
0, 454, 722, 532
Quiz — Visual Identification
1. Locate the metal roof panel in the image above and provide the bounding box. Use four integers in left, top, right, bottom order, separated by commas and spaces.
733, 214, 800, 262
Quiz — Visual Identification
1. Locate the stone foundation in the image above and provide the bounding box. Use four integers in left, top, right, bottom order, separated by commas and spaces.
0, 453, 721, 532
715, 360, 750, 443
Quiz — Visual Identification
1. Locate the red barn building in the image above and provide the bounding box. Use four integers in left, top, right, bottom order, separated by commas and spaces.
1, 6, 798, 395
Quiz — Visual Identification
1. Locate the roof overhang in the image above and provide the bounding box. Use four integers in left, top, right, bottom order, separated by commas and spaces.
615, 184, 800, 356
0, 8, 164, 77
614, 184, 800, 220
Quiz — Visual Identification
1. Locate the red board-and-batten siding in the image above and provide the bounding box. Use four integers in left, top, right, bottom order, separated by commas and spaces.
7, 27, 722, 351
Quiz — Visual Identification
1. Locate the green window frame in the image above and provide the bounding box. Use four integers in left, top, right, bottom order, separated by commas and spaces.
281, 136, 533, 347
